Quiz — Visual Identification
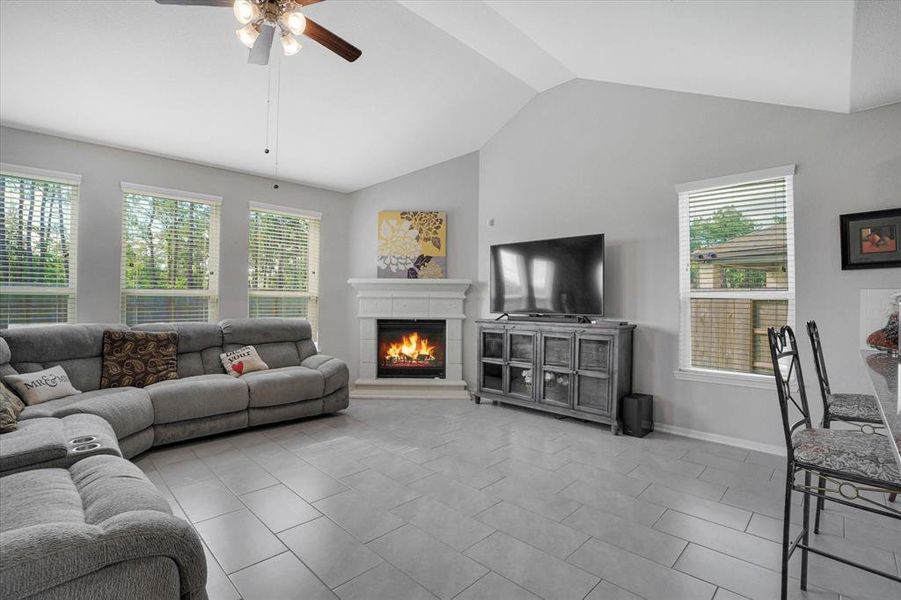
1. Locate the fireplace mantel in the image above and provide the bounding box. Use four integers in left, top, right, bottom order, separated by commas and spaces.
348, 278, 471, 400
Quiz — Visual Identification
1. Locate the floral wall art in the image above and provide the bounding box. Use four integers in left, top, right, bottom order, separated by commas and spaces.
377, 211, 447, 279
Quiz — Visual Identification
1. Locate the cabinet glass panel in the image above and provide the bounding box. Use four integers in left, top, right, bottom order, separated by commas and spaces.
576, 374, 610, 414
543, 336, 571, 367
578, 338, 610, 372
482, 331, 504, 360
509, 333, 534, 363
508, 366, 534, 400
541, 370, 571, 406
481, 362, 503, 391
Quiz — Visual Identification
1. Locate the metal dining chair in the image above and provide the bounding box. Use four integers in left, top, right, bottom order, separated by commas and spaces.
807, 320, 883, 428
767, 325, 900, 600
806, 320, 896, 531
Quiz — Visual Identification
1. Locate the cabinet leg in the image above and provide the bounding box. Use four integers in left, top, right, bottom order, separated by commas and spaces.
611, 421, 622, 436
473, 395, 481, 404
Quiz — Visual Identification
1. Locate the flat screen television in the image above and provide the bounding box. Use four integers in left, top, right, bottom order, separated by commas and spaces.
490, 234, 605, 317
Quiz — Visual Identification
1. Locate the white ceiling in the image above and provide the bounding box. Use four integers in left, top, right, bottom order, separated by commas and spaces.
1, 1, 898, 192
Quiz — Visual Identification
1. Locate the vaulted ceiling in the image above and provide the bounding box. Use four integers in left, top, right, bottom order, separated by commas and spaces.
1, 1, 898, 192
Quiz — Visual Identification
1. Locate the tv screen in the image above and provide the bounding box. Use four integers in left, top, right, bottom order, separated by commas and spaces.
490, 234, 605, 316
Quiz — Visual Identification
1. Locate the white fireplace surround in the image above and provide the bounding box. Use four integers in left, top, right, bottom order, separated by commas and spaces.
348, 278, 472, 400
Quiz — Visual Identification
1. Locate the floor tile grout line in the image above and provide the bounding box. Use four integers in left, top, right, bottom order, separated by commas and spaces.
447, 570, 492, 600
224, 549, 290, 578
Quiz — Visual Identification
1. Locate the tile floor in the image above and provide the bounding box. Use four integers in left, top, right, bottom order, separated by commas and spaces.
135, 398, 901, 600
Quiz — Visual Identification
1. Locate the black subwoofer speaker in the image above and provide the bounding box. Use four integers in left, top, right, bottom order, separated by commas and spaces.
622, 393, 654, 437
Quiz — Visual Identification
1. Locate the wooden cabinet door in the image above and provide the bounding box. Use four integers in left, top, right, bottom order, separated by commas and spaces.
505, 331, 536, 402
573, 334, 613, 415
538, 332, 573, 408
481, 329, 506, 361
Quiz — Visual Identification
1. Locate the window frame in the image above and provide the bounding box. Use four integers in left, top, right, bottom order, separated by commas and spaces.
674, 165, 796, 388
119, 182, 221, 325
0, 163, 81, 328
247, 201, 321, 340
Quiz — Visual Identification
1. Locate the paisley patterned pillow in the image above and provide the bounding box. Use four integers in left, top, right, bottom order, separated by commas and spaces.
101, 330, 179, 389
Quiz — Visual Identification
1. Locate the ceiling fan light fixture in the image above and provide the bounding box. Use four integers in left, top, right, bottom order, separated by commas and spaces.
233, 0, 260, 25
280, 8, 306, 36
236, 23, 261, 49
281, 32, 302, 56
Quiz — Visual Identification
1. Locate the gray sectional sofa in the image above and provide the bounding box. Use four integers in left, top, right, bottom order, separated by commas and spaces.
0, 318, 350, 457
0, 318, 349, 600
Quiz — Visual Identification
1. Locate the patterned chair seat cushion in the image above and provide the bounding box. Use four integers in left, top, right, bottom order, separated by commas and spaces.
826, 392, 882, 423
792, 428, 900, 486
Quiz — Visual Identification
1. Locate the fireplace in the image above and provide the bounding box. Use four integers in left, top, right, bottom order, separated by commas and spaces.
377, 319, 446, 379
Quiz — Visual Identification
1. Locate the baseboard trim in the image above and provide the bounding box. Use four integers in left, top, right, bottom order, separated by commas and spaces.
654, 423, 786, 457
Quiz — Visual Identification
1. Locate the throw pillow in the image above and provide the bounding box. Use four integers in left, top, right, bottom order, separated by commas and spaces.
3, 366, 81, 406
220, 346, 269, 377
101, 330, 179, 389
0, 382, 25, 433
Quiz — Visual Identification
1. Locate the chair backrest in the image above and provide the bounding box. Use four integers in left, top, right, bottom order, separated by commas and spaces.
806, 320, 832, 405
767, 325, 812, 455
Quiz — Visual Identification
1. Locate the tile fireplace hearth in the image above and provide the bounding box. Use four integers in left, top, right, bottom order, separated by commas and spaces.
348, 279, 471, 400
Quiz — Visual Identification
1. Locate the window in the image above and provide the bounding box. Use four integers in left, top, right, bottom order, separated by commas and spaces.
677, 166, 795, 381
1, 165, 79, 329
248, 202, 320, 340
120, 183, 220, 325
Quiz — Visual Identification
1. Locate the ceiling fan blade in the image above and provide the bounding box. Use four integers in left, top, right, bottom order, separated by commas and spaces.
297, 0, 325, 5
303, 17, 362, 62
154, 0, 233, 6
248, 24, 275, 65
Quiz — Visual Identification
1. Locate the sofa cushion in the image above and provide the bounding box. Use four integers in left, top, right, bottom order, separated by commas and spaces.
18, 387, 154, 440
0, 382, 25, 433
0, 468, 85, 533
3, 365, 82, 406
133, 322, 225, 378
221, 318, 313, 369
220, 317, 312, 345
2, 323, 127, 392
101, 330, 179, 389
133, 322, 223, 353
301, 354, 350, 396
145, 374, 249, 424
0, 337, 10, 365
220, 345, 269, 377
240, 366, 324, 408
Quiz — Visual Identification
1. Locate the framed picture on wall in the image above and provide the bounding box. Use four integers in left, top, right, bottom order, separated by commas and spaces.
840, 208, 901, 270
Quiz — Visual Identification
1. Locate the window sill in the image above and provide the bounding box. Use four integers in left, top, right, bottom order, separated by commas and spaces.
673, 368, 775, 391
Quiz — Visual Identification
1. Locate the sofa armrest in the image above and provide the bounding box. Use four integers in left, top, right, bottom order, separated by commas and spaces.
301, 354, 350, 395
0, 513, 207, 600
0, 414, 120, 476
0, 417, 68, 473
0, 456, 207, 600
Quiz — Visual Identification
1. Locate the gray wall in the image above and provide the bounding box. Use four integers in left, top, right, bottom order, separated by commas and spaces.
0, 126, 353, 362
347, 152, 480, 387
479, 79, 901, 449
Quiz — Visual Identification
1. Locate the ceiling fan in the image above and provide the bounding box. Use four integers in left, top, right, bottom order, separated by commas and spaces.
155, 0, 362, 64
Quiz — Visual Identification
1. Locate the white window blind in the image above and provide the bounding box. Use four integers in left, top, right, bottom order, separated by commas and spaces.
1, 166, 79, 329
120, 185, 220, 325
248, 203, 320, 340
678, 166, 795, 378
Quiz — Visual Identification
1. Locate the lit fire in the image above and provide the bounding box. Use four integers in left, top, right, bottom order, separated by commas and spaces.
383, 332, 436, 364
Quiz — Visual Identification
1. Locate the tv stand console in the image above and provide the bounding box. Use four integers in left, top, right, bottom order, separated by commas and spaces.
474, 319, 635, 434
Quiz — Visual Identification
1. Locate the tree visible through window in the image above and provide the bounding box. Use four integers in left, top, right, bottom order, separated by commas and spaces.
679, 170, 795, 376
248, 204, 320, 340
120, 188, 220, 325
0, 168, 78, 328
